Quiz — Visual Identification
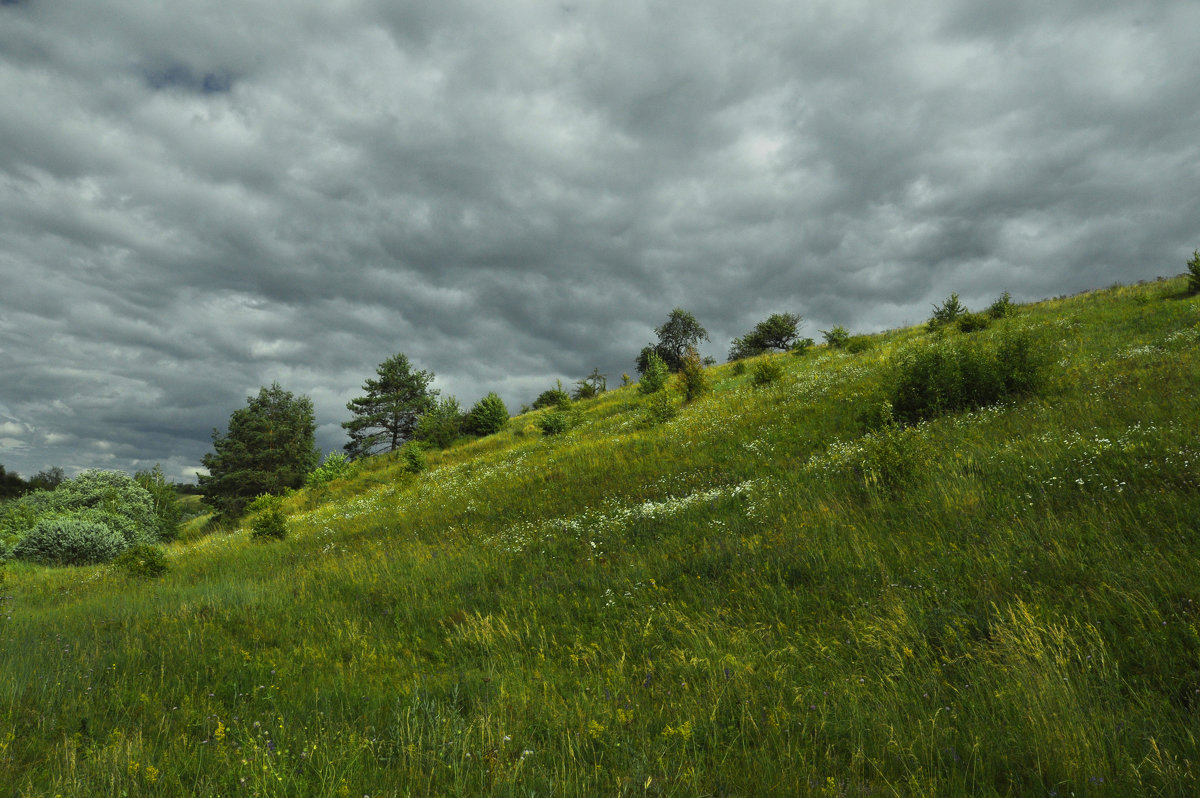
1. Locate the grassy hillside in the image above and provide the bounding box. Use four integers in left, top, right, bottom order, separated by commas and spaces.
3, 277, 1200, 796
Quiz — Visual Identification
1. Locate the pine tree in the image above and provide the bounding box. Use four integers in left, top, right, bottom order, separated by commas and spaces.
342, 353, 437, 459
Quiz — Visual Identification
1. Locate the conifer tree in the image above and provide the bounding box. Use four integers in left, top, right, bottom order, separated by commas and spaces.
200, 383, 320, 517
342, 353, 437, 459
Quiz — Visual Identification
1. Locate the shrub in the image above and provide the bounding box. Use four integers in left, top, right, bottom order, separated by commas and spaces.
1187, 250, 1200, 295
416, 396, 464, 449
731, 360, 747, 375
538, 410, 571, 436
306, 452, 353, 488
888, 330, 1046, 424
251, 506, 288, 541
752, 359, 784, 386
844, 335, 872, 354
135, 465, 183, 542
639, 351, 669, 394
988, 291, 1017, 318
465, 392, 509, 436
858, 399, 896, 431
401, 442, 427, 474
573, 369, 607, 401
641, 391, 677, 425
414, 399, 460, 448
790, 337, 815, 356
44, 470, 161, 545
822, 326, 850, 348
856, 423, 927, 497
245, 493, 279, 515
928, 293, 967, 329
11, 516, 127, 566
956, 312, 991, 333
532, 382, 571, 410
679, 347, 710, 403
113, 544, 168, 579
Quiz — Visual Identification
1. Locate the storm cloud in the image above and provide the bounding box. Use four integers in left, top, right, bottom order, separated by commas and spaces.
1, 0, 1197, 481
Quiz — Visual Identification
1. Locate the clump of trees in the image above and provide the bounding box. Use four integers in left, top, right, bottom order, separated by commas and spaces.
928, 291, 1020, 334
1186, 250, 1200, 295
728, 313, 803, 361
0, 465, 27, 501
0, 465, 65, 500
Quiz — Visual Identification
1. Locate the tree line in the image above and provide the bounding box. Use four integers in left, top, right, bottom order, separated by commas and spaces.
198, 308, 810, 519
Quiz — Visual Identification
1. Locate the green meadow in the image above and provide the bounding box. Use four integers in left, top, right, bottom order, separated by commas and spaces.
3, 277, 1200, 796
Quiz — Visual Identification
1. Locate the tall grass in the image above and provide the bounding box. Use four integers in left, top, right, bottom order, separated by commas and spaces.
2, 277, 1199, 795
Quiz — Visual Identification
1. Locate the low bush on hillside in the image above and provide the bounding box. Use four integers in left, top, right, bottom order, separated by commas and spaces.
11, 516, 127, 566
250, 505, 288, 541
401, 442, 427, 474
855, 422, 928, 497
928, 293, 967, 329
752, 359, 784, 386
641, 391, 677, 425
679, 347, 709, 403
416, 397, 465, 449
888, 330, 1046, 424
639, 351, 669, 394
1188, 250, 1200, 295
306, 452, 353, 487
465, 393, 509, 436
956, 311, 990, 333
845, 335, 873, 353
113, 544, 169, 579
532, 383, 572, 410
538, 410, 572, 436
790, 337, 815, 355
988, 291, 1017, 318
822, 325, 850, 348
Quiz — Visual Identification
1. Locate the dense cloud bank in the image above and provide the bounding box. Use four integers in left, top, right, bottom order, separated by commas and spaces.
1, 0, 1197, 480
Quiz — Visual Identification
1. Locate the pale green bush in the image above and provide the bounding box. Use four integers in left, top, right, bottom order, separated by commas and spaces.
11, 516, 126, 566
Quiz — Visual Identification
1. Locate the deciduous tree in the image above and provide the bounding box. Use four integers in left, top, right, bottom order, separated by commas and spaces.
637, 308, 709, 373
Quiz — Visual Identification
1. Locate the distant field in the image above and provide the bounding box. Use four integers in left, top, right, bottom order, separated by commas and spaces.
3, 276, 1199, 796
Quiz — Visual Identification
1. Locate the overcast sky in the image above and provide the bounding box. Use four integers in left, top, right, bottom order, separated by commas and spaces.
1, 0, 1198, 482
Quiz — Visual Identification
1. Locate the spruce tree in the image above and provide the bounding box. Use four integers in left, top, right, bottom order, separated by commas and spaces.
200, 383, 320, 517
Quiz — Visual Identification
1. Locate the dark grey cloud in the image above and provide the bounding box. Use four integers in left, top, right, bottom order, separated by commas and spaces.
2, 0, 1198, 481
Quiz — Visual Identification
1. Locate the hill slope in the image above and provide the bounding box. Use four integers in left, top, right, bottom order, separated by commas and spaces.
3, 277, 1200, 796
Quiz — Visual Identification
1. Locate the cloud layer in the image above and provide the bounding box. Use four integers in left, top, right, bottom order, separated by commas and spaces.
2, 0, 1198, 481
